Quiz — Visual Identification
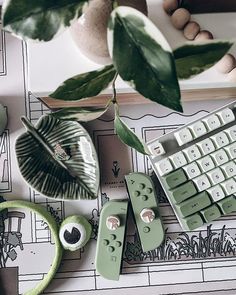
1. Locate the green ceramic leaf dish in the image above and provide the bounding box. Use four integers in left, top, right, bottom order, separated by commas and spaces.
15, 115, 100, 200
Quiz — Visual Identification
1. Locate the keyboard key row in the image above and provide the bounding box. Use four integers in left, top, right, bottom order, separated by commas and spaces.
174, 108, 235, 146
180, 195, 236, 230
156, 142, 236, 176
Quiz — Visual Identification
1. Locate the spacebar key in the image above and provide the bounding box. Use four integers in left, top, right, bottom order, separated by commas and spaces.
175, 192, 211, 218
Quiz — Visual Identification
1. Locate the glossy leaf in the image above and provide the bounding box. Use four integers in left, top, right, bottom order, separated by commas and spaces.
52, 106, 108, 122
15, 115, 100, 200
114, 108, 148, 155
174, 41, 234, 79
50, 65, 117, 100
2, 0, 88, 41
108, 6, 182, 112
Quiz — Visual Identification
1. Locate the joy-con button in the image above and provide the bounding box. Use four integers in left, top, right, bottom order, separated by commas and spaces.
133, 191, 140, 197
103, 239, 109, 246
143, 226, 150, 233
142, 195, 148, 201
115, 241, 122, 247
140, 208, 155, 223
106, 215, 120, 230
108, 246, 115, 252
146, 187, 153, 194
110, 234, 116, 240
139, 183, 146, 190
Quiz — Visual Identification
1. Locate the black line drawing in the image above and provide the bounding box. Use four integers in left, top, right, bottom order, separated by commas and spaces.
124, 225, 236, 263
0, 130, 12, 193
0, 196, 24, 295
112, 161, 121, 178
0, 23, 7, 76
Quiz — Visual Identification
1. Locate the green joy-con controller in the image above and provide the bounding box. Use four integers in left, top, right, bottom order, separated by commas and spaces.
125, 172, 164, 252
95, 200, 128, 281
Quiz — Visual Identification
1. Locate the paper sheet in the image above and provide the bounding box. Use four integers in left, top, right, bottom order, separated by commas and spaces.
2, 24, 236, 295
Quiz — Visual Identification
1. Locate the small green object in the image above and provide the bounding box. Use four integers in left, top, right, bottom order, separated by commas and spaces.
59, 215, 92, 251
95, 200, 128, 281
175, 192, 211, 218
0, 200, 63, 295
169, 181, 197, 204
163, 168, 187, 189
201, 204, 221, 223
0, 103, 7, 136
125, 172, 164, 252
181, 213, 204, 231
217, 196, 236, 214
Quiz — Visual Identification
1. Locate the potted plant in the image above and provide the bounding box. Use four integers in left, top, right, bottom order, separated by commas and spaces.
0, 196, 24, 295
1, 0, 233, 155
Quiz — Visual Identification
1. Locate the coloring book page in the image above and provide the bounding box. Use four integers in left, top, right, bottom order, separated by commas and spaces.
2, 23, 236, 295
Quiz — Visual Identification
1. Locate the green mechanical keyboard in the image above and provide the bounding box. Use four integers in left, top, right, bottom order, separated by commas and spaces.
147, 101, 236, 231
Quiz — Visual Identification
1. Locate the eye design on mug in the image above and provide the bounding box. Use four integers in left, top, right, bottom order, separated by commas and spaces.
59, 215, 92, 251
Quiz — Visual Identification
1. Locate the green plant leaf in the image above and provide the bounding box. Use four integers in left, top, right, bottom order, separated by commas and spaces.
50, 65, 117, 101
114, 107, 148, 155
2, 0, 88, 41
52, 106, 108, 122
174, 41, 234, 79
108, 6, 182, 112
15, 115, 100, 200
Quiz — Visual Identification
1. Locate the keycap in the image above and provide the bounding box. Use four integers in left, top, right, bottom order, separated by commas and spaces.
225, 125, 236, 141
169, 181, 197, 204
217, 196, 236, 214
189, 121, 207, 138
197, 138, 215, 155
182, 213, 204, 231
193, 174, 211, 191
197, 156, 215, 172
155, 159, 173, 176
211, 149, 229, 166
211, 132, 229, 148
207, 185, 225, 202
207, 167, 225, 185
175, 192, 211, 218
163, 169, 187, 189
221, 161, 236, 178
169, 151, 187, 169
201, 204, 221, 222
174, 128, 193, 146
216, 108, 235, 125
202, 114, 221, 131
224, 143, 236, 159
148, 141, 166, 157
183, 162, 201, 179
183, 145, 201, 162
221, 178, 236, 195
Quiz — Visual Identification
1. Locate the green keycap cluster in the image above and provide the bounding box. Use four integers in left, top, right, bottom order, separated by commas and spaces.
161, 166, 236, 231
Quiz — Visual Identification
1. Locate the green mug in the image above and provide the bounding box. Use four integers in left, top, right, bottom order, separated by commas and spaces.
0, 103, 7, 136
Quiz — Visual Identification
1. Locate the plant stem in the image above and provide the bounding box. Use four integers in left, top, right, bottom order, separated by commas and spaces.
112, 0, 118, 10
112, 72, 118, 104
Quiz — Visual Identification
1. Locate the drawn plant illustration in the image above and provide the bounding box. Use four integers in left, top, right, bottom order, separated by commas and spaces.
124, 225, 236, 263
89, 209, 99, 240
0, 196, 25, 268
